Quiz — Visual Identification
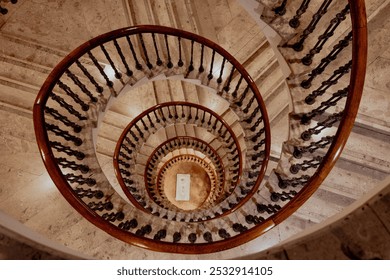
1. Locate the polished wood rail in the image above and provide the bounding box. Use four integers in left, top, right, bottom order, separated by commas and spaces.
33, 0, 366, 254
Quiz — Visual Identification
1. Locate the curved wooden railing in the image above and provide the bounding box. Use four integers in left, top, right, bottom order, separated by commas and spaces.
33, 0, 366, 254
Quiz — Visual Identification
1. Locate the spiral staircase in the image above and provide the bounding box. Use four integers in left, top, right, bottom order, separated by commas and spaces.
0, 0, 389, 259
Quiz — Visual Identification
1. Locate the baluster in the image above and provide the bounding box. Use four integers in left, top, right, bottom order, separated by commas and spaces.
232, 223, 248, 233
289, 0, 312, 28
177, 37, 184, 67
65, 173, 96, 186
271, 190, 297, 202
100, 44, 122, 79
273, 0, 288, 15
153, 229, 167, 241
56, 157, 89, 173
300, 86, 349, 124
242, 95, 256, 114
45, 107, 82, 133
119, 151, 132, 161
198, 44, 205, 73
302, 4, 350, 65
305, 60, 352, 104
134, 123, 144, 139
46, 123, 82, 146
231, 75, 244, 98
288, 0, 333, 51
188, 233, 197, 243
146, 113, 155, 129
88, 201, 114, 211
223, 65, 235, 92
245, 214, 265, 225
276, 173, 310, 189
164, 34, 173, 68
87, 51, 114, 87
208, 50, 216, 80
235, 85, 249, 107
57, 80, 89, 111
151, 33, 163, 66
217, 57, 226, 84
301, 111, 343, 141
102, 211, 125, 222
50, 141, 85, 160
218, 228, 231, 239
113, 39, 133, 76
293, 135, 334, 158
118, 219, 138, 231
187, 40, 195, 74
50, 93, 87, 121
301, 31, 353, 89
290, 155, 323, 174
75, 60, 104, 93
125, 35, 143, 70
256, 203, 281, 215
139, 34, 153, 69
135, 225, 152, 236
75, 187, 103, 199
173, 232, 181, 243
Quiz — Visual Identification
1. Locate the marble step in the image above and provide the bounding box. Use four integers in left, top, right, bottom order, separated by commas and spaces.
0, 33, 66, 70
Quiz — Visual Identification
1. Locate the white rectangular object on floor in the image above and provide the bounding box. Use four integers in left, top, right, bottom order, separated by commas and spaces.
176, 174, 190, 201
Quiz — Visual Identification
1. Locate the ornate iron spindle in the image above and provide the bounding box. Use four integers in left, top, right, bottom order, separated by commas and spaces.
289, 0, 312, 28
301, 111, 343, 141
151, 33, 163, 66
46, 123, 82, 146
208, 50, 216, 80
164, 34, 173, 68
65, 173, 96, 186
138, 34, 153, 69
301, 31, 353, 89
74, 187, 103, 199
273, 0, 288, 15
44, 107, 82, 133
288, 0, 333, 51
57, 80, 90, 111
125, 35, 143, 70
100, 44, 122, 79
293, 135, 334, 158
290, 155, 323, 174
50, 93, 87, 121
177, 37, 184, 67
75, 60, 104, 93
305, 60, 352, 104
56, 157, 89, 173
50, 141, 85, 160
113, 39, 133, 76
87, 51, 114, 87
301, 4, 350, 65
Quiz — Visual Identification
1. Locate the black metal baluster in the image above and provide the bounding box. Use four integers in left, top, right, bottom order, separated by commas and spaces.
50, 141, 85, 160
56, 157, 89, 173
164, 34, 173, 68
301, 4, 350, 65
57, 80, 90, 111
152, 33, 163, 66
139, 34, 153, 69
46, 123, 83, 146
50, 93, 87, 121
113, 39, 133, 76
301, 31, 353, 89
100, 44, 122, 79
45, 107, 82, 133
198, 44, 205, 73
208, 50, 216, 80
75, 60, 104, 93
87, 51, 114, 88
126, 35, 143, 70
177, 37, 184, 67
289, 0, 312, 28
